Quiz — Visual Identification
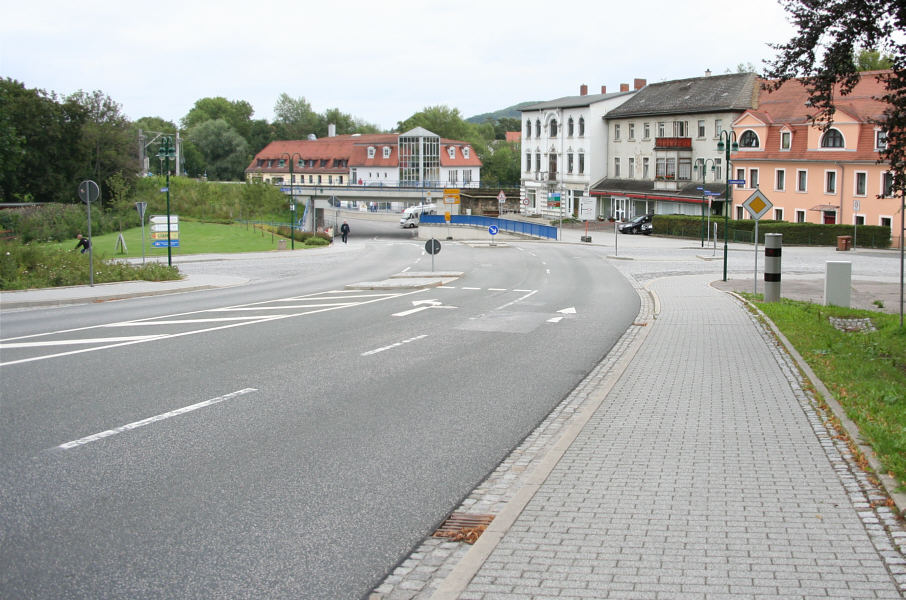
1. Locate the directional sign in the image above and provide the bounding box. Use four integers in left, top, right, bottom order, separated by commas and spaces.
151, 215, 179, 225
151, 224, 179, 233
728, 179, 746, 185
443, 188, 460, 205
152, 240, 180, 248
742, 189, 773, 220
488, 225, 499, 235
425, 238, 441, 255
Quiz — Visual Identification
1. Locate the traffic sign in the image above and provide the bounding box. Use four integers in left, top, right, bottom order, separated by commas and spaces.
443, 189, 460, 205
488, 225, 499, 235
425, 238, 441, 255
497, 191, 506, 204
135, 202, 147, 220
152, 240, 180, 247
728, 179, 746, 185
742, 189, 773, 220
150, 215, 179, 225
78, 180, 100, 204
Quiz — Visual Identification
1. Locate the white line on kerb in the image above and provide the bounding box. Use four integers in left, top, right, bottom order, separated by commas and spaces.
56, 388, 258, 450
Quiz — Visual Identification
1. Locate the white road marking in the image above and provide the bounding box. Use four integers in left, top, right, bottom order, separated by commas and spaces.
106, 317, 282, 326
496, 289, 538, 311
558, 307, 577, 314
361, 334, 428, 356
487, 288, 507, 291
547, 316, 564, 323
462, 287, 481, 290
56, 388, 258, 450
1, 335, 165, 349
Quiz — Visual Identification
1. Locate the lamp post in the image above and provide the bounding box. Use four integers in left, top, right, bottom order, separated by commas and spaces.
693, 158, 717, 248
717, 130, 739, 281
281, 152, 302, 250
156, 136, 176, 267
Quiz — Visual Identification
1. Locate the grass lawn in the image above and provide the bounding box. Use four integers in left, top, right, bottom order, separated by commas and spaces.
50, 221, 313, 259
750, 296, 906, 489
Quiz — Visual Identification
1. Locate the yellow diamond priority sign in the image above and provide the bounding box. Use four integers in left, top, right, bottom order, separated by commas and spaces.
742, 189, 773, 220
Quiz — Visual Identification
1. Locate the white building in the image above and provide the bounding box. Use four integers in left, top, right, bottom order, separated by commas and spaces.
595, 72, 759, 220
519, 81, 643, 217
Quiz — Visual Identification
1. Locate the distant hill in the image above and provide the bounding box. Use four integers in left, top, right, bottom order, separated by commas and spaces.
466, 101, 539, 124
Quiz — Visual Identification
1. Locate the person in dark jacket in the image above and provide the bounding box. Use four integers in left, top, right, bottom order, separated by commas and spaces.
74, 234, 91, 254
340, 221, 350, 243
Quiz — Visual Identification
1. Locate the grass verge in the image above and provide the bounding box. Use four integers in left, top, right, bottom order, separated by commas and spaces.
748, 295, 906, 489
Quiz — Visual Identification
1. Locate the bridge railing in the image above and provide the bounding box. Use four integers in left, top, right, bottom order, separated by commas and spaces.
420, 215, 557, 240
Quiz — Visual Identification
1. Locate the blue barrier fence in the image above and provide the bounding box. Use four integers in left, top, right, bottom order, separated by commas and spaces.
420, 215, 557, 240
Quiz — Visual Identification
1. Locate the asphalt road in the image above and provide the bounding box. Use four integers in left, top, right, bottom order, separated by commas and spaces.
0, 220, 639, 599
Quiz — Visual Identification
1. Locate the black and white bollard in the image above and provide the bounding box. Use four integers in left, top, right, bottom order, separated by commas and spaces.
764, 233, 782, 302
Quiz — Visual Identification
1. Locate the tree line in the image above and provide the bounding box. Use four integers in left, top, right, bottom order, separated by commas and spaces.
0, 81, 523, 209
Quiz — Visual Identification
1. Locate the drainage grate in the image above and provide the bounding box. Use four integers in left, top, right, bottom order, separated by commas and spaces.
433, 512, 495, 544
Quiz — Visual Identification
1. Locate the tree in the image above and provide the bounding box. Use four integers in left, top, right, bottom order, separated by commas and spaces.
272, 93, 320, 140
187, 119, 249, 181
395, 106, 474, 140
67, 90, 139, 205
855, 48, 894, 71
765, 0, 904, 196
479, 142, 522, 187
182, 97, 255, 141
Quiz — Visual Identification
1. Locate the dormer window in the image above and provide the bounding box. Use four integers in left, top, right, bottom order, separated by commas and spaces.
463, 147, 470, 159
382, 146, 391, 159
367, 146, 375, 159
821, 128, 844, 148
780, 130, 791, 151
448, 146, 456, 159
876, 130, 888, 150
278, 159, 286, 167
739, 130, 760, 148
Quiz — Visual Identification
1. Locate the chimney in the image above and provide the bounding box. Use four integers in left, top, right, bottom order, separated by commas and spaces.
580, 84, 588, 96
705, 69, 712, 77
601, 85, 607, 94
634, 78, 647, 90
620, 83, 629, 92
328, 123, 336, 137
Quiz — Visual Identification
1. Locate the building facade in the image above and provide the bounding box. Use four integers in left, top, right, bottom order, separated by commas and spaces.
593, 72, 759, 221
519, 82, 642, 218
728, 72, 896, 235
245, 128, 481, 189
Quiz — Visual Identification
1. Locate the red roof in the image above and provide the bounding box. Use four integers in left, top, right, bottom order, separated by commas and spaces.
505, 131, 522, 143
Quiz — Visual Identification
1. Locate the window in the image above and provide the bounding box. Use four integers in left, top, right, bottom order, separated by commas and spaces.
383, 146, 391, 159
328, 175, 333, 184
338, 175, 344, 184
525, 121, 531, 138
448, 170, 458, 183
463, 147, 470, 159
855, 171, 867, 196
882, 172, 894, 197
739, 130, 760, 147
774, 208, 783, 221
749, 168, 759, 189
628, 123, 635, 140
825, 170, 836, 193
614, 124, 621, 140
550, 119, 558, 137
463, 170, 472, 184
367, 146, 375, 159
526, 152, 531, 171
308, 175, 313, 183
267, 160, 273, 167
678, 157, 692, 180
821, 128, 844, 148
666, 158, 676, 179
578, 152, 585, 174
614, 157, 621, 177
643, 157, 650, 179
855, 215, 865, 225
643, 122, 650, 139
568, 118, 574, 136
656, 157, 666, 178
775, 169, 785, 191
697, 120, 705, 138
796, 209, 806, 223
673, 121, 688, 137
657, 122, 665, 137
448, 147, 456, 159
317, 175, 322, 184
567, 153, 574, 173
736, 168, 745, 188
535, 152, 541, 171
278, 159, 286, 167
797, 169, 807, 192
876, 130, 888, 150
578, 117, 585, 136
714, 119, 722, 138
881, 216, 892, 228
781, 130, 791, 150
628, 157, 635, 178
713, 158, 722, 181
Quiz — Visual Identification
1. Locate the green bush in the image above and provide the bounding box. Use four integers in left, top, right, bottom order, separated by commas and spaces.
0, 203, 140, 243
652, 214, 891, 248
133, 177, 289, 222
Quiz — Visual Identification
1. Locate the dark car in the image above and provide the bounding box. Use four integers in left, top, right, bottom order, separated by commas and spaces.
618, 213, 653, 235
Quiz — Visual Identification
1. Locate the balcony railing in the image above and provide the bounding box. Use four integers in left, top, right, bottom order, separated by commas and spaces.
654, 137, 692, 150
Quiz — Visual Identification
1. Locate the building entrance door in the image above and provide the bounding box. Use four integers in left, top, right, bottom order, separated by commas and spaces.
612, 196, 631, 220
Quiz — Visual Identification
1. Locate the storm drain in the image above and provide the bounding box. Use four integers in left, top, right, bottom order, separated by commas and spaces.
432, 512, 495, 544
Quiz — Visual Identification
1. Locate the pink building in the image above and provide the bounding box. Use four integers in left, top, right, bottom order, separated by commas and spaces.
729, 72, 897, 243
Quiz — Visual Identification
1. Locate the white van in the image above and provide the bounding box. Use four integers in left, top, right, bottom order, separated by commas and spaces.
399, 203, 436, 228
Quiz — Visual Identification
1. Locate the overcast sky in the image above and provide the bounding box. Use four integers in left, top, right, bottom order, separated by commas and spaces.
2, 0, 797, 131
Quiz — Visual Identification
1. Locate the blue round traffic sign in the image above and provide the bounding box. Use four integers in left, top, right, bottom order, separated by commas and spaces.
488, 225, 499, 235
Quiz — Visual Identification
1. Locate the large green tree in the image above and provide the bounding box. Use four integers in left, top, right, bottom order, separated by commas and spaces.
272, 93, 320, 140
396, 106, 474, 141
182, 97, 255, 141
765, 0, 904, 196
187, 119, 249, 181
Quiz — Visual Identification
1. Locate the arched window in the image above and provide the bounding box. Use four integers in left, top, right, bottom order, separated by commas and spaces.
739, 130, 760, 148
536, 119, 541, 136
550, 119, 558, 137
821, 128, 844, 148
525, 121, 531, 138
568, 118, 574, 137
579, 117, 585, 136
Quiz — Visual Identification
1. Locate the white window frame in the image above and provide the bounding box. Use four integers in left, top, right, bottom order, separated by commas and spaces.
463, 147, 470, 159
780, 130, 791, 151
774, 208, 784, 221
628, 122, 635, 140
714, 119, 722, 139
875, 129, 888, 151
880, 215, 893, 228
367, 146, 375, 159
448, 147, 456, 159
628, 157, 635, 179
881, 171, 894, 197
614, 123, 621, 141
796, 169, 808, 192
795, 209, 806, 223
739, 130, 760, 148
774, 168, 786, 192
697, 120, 705, 139
825, 169, 837, 194
854, 171, 867, 196
749, 168, 760, 189
614, 157, 621, 178
736, 168, 746, 189
383, 146, 391, 159
643, 122, 650, 140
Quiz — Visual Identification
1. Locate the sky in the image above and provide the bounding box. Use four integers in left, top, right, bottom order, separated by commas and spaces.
1, 0, 798, 132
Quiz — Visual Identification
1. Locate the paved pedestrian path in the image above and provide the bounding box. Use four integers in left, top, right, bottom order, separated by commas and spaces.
376, 274, 905, 599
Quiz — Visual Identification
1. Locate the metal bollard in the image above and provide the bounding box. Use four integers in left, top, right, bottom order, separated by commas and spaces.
764, 233, 782, 302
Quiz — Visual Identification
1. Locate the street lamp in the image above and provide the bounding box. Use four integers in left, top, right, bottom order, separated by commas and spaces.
281, 152, 302, 250
693, 158, 718, 248
156, 136, 176, 267
717, 130, 739, 281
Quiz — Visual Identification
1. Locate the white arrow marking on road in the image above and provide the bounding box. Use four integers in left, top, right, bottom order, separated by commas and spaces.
558, 307, 577, 314
547, 316, 564, 323
412, 299, 442, 307
393, 300, 457, 317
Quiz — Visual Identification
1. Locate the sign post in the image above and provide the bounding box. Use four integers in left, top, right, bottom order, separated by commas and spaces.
742, 188, 773, 295
78, 180, 100, 286
488, 224, 498, 246
425, 238, 441, 272
136, 201, 147, 263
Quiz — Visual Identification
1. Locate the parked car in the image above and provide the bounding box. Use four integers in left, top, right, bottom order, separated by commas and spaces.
618, 213, 653, 235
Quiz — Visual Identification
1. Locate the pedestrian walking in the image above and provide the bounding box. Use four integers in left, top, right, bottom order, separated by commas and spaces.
74, 234, 91, 254
340, 221, 350, 244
